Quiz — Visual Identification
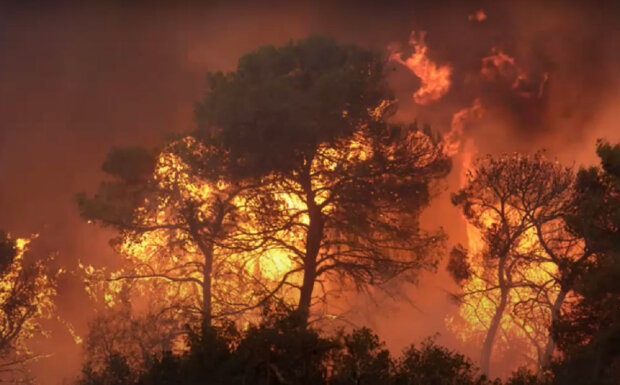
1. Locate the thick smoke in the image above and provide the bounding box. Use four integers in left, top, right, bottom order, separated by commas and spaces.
1, 1, 620, 382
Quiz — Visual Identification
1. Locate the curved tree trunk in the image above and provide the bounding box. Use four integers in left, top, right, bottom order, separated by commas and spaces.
481, 252, 510, 376
481, 285, 509, 376
540, 288, 567, 372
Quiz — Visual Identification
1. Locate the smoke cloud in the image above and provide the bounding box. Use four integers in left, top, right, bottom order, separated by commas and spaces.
1, 0, 620, 382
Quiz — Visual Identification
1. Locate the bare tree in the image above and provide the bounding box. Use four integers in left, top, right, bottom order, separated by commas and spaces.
451, 152, 591, 375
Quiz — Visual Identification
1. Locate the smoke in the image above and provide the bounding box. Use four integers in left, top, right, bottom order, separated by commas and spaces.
1, 0, 620, 382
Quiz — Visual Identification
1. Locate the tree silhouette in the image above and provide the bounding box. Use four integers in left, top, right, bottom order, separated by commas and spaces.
0, 232, 59, 383
394, 337, 492, 385
451, 153, 591, 375
79, 303, 179, 385
196, 36, 451, 323
330, 327, 392, 385
553, 140, 620, 384
77, 137, 284, 339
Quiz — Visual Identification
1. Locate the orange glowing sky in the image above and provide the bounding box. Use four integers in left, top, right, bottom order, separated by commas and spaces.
2, 1, 620, 382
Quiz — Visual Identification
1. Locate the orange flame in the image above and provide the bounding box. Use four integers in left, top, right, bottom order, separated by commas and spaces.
481, 50, 520, 81
448, 210, 561, 370
468, 9, 487, 22
481, 49, 549, 99
446, 154, 569, 371
443, 99, 485, 157
83, 133, 379, 323
390, 31, 452, 105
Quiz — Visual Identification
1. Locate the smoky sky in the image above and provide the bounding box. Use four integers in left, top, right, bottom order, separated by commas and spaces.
2, 0, 620, 382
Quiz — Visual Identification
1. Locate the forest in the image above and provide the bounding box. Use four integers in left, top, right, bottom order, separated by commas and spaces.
0, 2, 619, 384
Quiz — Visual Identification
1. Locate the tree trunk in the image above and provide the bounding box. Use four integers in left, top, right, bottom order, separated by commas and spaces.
201, 241, 214, 336
297, 204, 324, 324
297, 161, 324, 325
187, 215, 217, 337
481, 276, 509, 375
540, 288, 567, 372
186, 203, 225, 338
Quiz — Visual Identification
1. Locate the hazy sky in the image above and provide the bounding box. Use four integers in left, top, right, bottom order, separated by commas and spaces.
1, 1, 620, 382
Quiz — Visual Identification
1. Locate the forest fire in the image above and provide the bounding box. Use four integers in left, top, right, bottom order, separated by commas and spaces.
1, 2, 619, 385
390, 31, 452, 105
81, 137, 300, 319
443, 99, 484, 157
448, 200, 563, 370
480, 49, 549, 99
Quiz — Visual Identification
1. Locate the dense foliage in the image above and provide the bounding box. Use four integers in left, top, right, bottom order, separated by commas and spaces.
195, 35, 451, 323
79, 309, 498, 385
70, 36, 619, 385
553, 141, 620, 384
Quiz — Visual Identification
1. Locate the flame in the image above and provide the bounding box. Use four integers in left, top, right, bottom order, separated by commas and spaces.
0, 233, 60, 376
447, 157, 567, 370
82, 137, 301, 324
469, 9, 487, 22
443, 99, 485, 157
83, 133, 376, 323
442, 59, 565, 365
450, 213, 561, 368
481, 49, 549, 100
390, 31, 452, 105
481, 50, 520, 81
